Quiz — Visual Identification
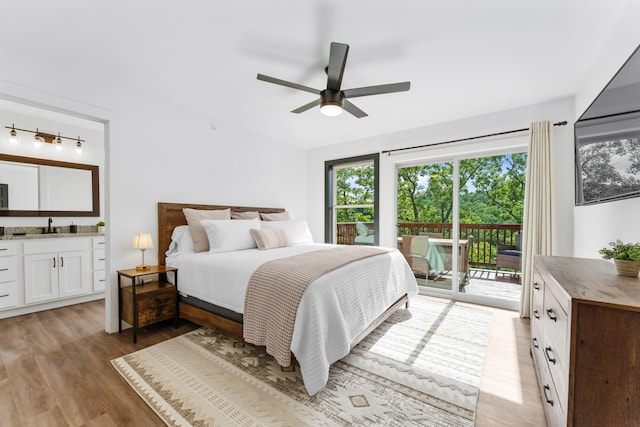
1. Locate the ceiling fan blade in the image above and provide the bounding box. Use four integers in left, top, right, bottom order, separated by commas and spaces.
343, 100, 368, 118
257, 74, 320, 95
343, 81, 410, 98
291, 98, 321, 114
327, 42, 349, 91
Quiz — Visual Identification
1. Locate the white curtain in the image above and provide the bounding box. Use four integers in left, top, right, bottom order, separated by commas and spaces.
520, 121, 557, 317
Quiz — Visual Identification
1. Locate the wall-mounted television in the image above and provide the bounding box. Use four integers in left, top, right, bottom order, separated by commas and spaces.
575, 44, 640, 206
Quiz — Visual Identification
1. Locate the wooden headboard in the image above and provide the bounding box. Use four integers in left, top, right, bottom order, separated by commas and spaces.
157, 202, 286, 265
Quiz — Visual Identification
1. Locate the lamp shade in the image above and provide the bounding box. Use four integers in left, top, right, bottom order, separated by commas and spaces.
132, 233, 153, 249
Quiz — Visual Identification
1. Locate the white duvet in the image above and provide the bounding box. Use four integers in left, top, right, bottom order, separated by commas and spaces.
166, 243, 418, 395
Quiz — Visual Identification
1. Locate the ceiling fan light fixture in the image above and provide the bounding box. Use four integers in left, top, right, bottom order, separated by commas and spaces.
320, 89, 344, 117
320, 103, 343, 116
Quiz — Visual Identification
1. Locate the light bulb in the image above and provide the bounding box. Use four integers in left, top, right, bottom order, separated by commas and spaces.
9, 127, 18, 144
75, 138, 82, 154
54, 134, 63, 151
320, 104, 343, 116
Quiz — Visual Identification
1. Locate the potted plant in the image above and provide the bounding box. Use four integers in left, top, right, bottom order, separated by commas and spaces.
598, 239, 640, 277
96, 221, 105, 234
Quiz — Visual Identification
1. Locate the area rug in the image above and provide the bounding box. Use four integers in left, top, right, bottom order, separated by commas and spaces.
111, 297, 492, 426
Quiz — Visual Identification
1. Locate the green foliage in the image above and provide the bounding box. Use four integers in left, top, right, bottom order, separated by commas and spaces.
96, 221, 105, 226
397, 153, 527, 225
598, 239, 640, 261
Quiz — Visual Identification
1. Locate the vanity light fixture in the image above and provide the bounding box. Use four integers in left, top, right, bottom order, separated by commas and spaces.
133, 233, 153, 271
8, 124, 18, 144
54, 133, 63, 151
33, 128, 44, 148
4, 124, 85, 152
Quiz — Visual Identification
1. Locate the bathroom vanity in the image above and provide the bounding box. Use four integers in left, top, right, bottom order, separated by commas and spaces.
0, 232, 105, 319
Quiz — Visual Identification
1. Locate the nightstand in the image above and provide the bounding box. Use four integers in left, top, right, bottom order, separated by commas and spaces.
117, 265, 178, 343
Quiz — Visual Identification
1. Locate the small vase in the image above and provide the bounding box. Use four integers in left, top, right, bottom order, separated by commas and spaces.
614, 259, 640, 277
97, 226, 105, 234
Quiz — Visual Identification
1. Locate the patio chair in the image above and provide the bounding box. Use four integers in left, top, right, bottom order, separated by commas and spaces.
496, 234, 522, 276
401, 235, 431, 279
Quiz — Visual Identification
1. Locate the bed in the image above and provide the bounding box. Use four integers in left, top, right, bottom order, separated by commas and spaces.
158, 202, 418, 395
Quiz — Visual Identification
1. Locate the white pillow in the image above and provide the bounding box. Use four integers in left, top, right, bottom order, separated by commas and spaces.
261, 219, 313, 245
202, 218, 259, 254
166, 225, 195, 256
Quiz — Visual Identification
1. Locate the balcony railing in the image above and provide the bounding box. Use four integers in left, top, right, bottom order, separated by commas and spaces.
336, 222, 522, 268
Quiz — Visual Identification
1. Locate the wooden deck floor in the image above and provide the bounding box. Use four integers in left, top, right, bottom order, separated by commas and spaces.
0, 298, 545, 426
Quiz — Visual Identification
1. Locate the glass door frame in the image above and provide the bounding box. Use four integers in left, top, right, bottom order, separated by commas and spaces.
394, 147, 525, 311
325, 153, 380, 245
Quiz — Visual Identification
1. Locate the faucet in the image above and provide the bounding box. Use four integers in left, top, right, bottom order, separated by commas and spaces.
48, 217, 53, 233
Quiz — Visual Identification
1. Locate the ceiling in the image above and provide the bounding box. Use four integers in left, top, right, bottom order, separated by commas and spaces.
0, 1, 631, 149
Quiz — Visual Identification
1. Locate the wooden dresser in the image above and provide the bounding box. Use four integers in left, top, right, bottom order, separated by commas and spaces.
532, 256, 640, 427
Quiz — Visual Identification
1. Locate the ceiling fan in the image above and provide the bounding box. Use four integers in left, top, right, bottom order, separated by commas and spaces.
257, 42, 410, 118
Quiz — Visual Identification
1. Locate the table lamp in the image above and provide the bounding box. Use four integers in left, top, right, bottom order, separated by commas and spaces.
133, 232, 153, 271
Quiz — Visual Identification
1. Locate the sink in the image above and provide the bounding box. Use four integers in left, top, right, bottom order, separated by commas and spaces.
40, 227, 59, 234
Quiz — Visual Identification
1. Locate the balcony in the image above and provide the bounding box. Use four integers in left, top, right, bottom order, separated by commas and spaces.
337, 222, 521, 269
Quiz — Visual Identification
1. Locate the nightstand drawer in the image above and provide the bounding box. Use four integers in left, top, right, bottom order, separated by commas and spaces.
121, 282, 176, 328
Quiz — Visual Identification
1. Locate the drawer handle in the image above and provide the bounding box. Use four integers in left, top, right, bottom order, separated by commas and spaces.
544, 346, 556, 364
533, 310, 540, 319
0, 268, 8, 272
98, 241, 105, 245
0, 293, 9, 298
61, 257, 64, 268
546, 308, 557, 322
533, 282, 540, 290
0, 248, 7, 251
53, 257, 56, 268
99, 279, 106, 282
543, 385, 554, 406
532, 337, 539, 349
99, 258, 105, 261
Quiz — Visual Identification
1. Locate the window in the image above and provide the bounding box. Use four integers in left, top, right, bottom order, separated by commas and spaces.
325, 154, 379, 245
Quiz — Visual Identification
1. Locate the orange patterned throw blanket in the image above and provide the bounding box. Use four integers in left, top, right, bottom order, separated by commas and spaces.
243, 246, 388, 367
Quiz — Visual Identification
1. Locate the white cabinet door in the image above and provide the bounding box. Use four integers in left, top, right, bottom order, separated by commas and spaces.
58, 250, 90, 298
24, 253, 59, 304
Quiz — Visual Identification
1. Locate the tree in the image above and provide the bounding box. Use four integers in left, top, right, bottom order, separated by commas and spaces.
396, 153, 527, 225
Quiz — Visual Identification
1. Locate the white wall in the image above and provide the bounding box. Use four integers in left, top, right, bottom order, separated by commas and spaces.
573, 0, 640, 258
306, 97, 575, 256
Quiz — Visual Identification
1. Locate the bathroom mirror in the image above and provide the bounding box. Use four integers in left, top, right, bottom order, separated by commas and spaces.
0, 154, 99, 217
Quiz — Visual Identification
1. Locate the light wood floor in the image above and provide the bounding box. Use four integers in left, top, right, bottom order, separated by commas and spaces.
0, 298, 546, 426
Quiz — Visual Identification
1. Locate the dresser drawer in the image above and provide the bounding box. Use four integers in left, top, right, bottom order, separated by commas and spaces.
93, 249, 106, 270
542, 286, 569, 411
0, 242, 17, 256
0, 256, 17, 282
536, 350, 565, 427
0, 281, 18, 310
531, 270, 544, 331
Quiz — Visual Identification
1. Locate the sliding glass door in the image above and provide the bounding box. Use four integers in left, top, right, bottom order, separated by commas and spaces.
397, 151, 526, 310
